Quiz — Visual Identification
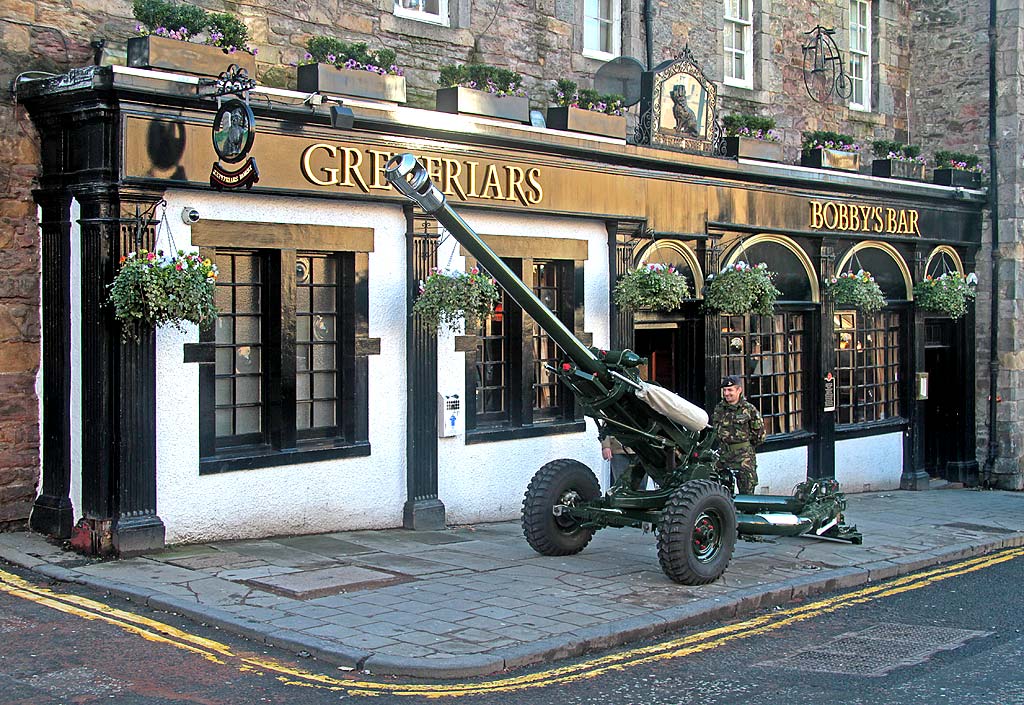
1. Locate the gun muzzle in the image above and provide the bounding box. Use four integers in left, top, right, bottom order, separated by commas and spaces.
384, 154, 446, 214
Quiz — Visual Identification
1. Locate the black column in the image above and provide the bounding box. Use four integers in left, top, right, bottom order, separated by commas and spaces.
404, 209, 444, 530
810, 238, 836, 480
30, 189, 74, 539
700, 239, 721, 409
901, 245, 930, 490
947, 250, 980, 485
609, 223, 635, 350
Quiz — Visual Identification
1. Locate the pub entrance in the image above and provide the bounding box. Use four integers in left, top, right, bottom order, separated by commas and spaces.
633, 307, 704, 402
923, 319, 960, 480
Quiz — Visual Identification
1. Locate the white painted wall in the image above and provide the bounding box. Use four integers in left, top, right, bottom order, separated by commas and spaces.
835, 432, 903, 491
754, 446, 808, 495
436, 211, 609, 524
154, 191, 409, 544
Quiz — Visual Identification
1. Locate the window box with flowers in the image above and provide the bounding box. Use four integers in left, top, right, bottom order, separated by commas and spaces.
913, 271, 978, 319
545, 79, 626, 139
870, 140, 926, 181
107, 249, 218, 342
413, 266, 501, 334
613, 263, 691, 312
703, 261, 780, 316
825, 269, 886, 313
435, 64, 530, 123
127, 0, 256, 77
722, 114, 783, 162
296, 38, 406, 103
932, 151, 984, 189
800, 130, 862, 172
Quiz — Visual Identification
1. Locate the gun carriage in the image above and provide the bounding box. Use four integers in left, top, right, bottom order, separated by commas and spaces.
385, 154, 861, 585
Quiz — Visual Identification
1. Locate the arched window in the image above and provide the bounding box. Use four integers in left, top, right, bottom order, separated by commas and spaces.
923, 245, 965, 281
719, 235, 815, 437
832, 242, 909, 426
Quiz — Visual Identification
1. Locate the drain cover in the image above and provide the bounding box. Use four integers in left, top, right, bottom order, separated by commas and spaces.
759, 622, 990, 676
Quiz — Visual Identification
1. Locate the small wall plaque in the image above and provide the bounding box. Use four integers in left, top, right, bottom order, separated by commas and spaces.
823, 372, 836, 412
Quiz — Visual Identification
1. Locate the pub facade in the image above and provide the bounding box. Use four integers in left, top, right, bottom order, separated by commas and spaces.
19, 62, 983, 552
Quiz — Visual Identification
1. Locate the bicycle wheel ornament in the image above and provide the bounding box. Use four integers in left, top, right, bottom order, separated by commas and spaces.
802, 26, 852, 103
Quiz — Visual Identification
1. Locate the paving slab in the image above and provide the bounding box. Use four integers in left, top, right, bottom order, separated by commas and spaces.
2, 488, 1023, 679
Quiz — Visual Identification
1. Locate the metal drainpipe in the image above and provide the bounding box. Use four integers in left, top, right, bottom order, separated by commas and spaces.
644, 0, 653, 69
984, 0, 1001, 483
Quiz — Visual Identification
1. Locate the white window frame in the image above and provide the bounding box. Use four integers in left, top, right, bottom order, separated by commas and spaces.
393, 0, 450, 27
849, 0, 871, 111
723, 0, 753, 89
582, 0, 621, 61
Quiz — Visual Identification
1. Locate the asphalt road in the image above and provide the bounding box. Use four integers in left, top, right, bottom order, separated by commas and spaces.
1, 548, 1022, 705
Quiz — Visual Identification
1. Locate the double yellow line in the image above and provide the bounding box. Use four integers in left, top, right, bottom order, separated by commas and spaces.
2, 546, 1020, 698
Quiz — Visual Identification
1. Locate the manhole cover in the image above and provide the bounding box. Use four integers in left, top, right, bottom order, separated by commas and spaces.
759, 622, 990, 677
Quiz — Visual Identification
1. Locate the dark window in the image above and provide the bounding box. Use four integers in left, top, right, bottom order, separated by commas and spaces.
212, 251, 263, 447
834, 310, 902, 424
720, 312, 809, 436
296, 253, 340, 437
200, 248, 368, 472
468, 258, 579, 434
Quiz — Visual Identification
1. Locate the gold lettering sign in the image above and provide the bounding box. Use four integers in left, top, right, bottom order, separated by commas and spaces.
809, 200, 920, 236
299, 143, 544, 207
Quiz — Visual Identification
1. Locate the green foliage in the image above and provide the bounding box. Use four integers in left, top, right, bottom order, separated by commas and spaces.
934, 150, 982, 171
802, 130, 860, 152
872, 140, 922, 160
304, 37, 399, 74
413, 267, 501, 333
437, 63, 524, 97
826, 269, 886, 313
550, 79, 625, 115
913, 271, 978, 319
133, 0, 207, 36
132, 0, 253, 52
107, 249, 219, 341
206, 12, 250, 52
703, 261, 780, 316
722, 113, 777, 140
613, 263, 691, 312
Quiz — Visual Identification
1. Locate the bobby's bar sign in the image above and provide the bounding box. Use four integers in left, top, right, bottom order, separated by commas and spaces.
300, 144, 544, 207
809, 200, 921, 236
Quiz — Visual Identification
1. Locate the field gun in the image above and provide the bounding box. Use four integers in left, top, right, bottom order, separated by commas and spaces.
385, 154, 861, 585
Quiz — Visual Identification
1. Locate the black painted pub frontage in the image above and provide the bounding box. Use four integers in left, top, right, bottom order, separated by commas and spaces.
19, 65, 984, 553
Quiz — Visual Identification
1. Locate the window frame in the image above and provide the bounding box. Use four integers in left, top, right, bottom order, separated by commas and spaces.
719, 310, 811, 439
833, 308, 903, 428
198, 247, 369, 474
723, 0, 754, 89
464, 256, 585, 443
393, 0, 450, 27
582, 0, 622, 61
848, 0, 872, 112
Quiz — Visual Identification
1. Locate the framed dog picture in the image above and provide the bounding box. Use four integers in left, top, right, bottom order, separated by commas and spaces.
636, 48, 719, 154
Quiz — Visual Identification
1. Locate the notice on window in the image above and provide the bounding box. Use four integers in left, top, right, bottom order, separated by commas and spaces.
823, 373, 837, 412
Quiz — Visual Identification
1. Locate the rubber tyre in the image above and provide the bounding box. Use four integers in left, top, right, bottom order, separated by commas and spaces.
657, 479, 737, 585
522, 459, 601, 556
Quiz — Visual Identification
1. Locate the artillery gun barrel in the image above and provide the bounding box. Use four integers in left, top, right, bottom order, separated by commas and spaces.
384, 154, 604, 378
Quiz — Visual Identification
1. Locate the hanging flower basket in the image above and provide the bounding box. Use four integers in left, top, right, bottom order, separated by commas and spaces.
703, 261, 780, 316
107, 249, 219, 341
413, 266, 501, 333
613, 263, 691, 312
825, 270, 886, 313
913, 271, 978, 319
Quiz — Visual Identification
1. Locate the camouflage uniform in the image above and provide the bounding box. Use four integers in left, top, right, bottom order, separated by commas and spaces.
711, 395, 765, 494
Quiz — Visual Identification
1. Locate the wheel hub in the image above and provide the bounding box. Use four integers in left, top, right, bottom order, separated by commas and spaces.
692, 510, 723, 562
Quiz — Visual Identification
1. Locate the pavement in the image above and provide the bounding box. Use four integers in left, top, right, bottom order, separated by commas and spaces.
1, 485, 1023, 679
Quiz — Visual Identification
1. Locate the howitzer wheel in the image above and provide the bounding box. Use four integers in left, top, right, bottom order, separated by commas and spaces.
522, 459, 601, 556
657, 480, 737, 585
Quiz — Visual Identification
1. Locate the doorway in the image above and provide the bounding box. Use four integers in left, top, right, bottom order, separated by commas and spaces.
633, 309, 703, 402
923, 319, 959, 480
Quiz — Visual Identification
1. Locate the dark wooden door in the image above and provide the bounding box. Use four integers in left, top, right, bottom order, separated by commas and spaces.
924, 320, 958, 480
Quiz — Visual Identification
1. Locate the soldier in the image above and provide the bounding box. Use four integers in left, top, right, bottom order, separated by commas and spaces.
711, 375, 766, 495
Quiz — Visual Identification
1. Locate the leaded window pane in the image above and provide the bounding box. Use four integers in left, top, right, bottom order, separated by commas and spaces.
834, 311, 901, 425
296, 253, 338, 433
213, 251, 263, 441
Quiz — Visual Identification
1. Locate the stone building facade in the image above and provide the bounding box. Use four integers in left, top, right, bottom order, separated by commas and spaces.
0, 0, 1019, 529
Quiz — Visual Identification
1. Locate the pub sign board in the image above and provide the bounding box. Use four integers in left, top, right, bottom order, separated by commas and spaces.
635, 49, 718, 154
